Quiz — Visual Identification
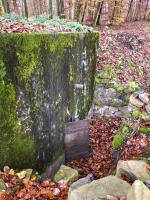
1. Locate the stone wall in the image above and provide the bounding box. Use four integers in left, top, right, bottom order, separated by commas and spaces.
0, 32, 98, 173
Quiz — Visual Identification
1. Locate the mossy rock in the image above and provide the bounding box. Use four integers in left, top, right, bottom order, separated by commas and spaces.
112, 133, 124, 150
108, 99, 124, 107
54, 165, 78, 185
0, 32, 98, 172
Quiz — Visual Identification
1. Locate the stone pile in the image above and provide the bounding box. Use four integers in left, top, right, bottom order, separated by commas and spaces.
90, 86, 150, 119
62, 160, 150, 200
129, 91, 150, 115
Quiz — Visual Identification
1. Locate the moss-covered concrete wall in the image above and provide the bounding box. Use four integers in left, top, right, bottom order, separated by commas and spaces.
0, 32, 99, 172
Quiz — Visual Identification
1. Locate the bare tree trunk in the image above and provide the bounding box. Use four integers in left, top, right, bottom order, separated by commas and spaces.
24, 0, 28, 17
111, 0, 123, 25
48, 0, 53, 18
99, 0, 109, 25
93, 0, 103, 26
2, 0, 10, 13
1, 0, 150, 23
78, 0, 86, 22
120, 0, 131, 22
145, 0, 150, 20
63, 0, 70, 19
0, 0, 4, 15
51, 0, 58, 16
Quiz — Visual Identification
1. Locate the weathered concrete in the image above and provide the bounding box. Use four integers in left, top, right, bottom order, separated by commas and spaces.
0, 32, 99, 173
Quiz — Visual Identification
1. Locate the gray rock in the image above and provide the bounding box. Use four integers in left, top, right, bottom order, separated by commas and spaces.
70, 173, 94, 191
145, 104, 150, 115
105, 88, 117, 97
129, 95, 144, 107
54, 165, 78, 185
87, 105, 94, 118
95, 86, 106, 96
127, 180, 150, 200
0, 179, 6, 191
118, 168, 150, 189
108, 107, 122, 118
116, 160, 150, 181
119, 105, 133, 115
109, 99, 124, 107
94, 87, 117, 107
68, 175, 130, 200
118, 168, 138, 182
139, 93, 150, 104
93, 106, 109, 117
144, 180, 150, 189
93, 106, 123, 118
93, 106, 122, 118
133, 89, 145, 97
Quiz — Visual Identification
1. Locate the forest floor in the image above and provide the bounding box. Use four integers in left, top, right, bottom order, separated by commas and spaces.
68, 21, 150, 179
97, 21, 150, 86
0, 21, 150, 200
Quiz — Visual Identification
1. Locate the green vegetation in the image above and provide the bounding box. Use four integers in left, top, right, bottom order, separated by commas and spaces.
112, 107, 150, 150
139, 127, 149, 135
33, 15, 93, 32
132, 108, 150, 120
112, 123, 130, 150
0, 51, 35, 168
94, 60, 139, 97
132, 157, 150, 163
132, 108, 141, 118
0, 13, 93, 32
112, 133, 124, 150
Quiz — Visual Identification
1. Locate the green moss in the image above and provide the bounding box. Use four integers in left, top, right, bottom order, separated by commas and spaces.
112, 133, 124, 150
121, 124, 130, 135
127, 81, 139, 92
50, 149, 64, 165
93, 98, 101, 107
0, 58, 35, 168
132, 108, 141, 118
109, 99, 124, 107
132, 108, 150, 121
114, 82, 124, 92
139, 127, 150, 135
0, 33, 44, 168
52, 34, 76, 50
131, 157, 150, 163
16, 36, 40, 81
0, 32, 98, 170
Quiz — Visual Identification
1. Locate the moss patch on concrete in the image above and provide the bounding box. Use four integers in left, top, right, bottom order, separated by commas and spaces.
0, 32, 98, 171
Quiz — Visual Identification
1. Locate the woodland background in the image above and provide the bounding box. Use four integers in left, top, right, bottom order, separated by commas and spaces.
0, 0, 150, 26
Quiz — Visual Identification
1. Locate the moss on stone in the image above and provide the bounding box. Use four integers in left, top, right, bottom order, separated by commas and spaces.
51, 149, 64, 165
54, 165, 78, 184
0, 32, 98, 171
112, 133, 124, 150
139, 127, 150, 135
0, 50, 35, 168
